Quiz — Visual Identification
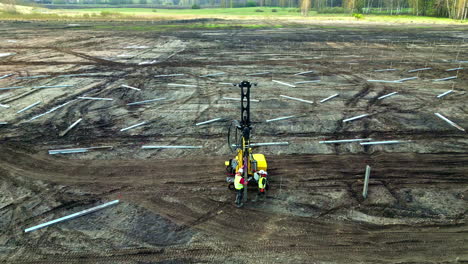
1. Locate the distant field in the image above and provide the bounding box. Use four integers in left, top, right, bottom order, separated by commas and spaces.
0, 5, 463, 24
76, 7, 304, 16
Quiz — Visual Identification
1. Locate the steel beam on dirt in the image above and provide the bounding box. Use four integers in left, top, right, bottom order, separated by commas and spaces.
78, 97, 113, 101
199, 72, 225, 78
86, 146, 114, 151
48, 146, 113, 155
279, 95, 313, 104
16, 75, 51, 80
195, 118, 223, 126
373, 68, 396, 72
138, 60, 157, 65
0, 86, 25, 91
121, 84, 141, 91
168, 83, 197, 88
125, 45, 149, 49
142, 145, 203, 149
360, 140, 401, 145
17, 101, 41, 114
0, 103, 9, 108
433, 76, 457, 82
120, 121, 147, 132
367, 80, 401, 84
377, 92, 398, 100
436, 90, 454, 98
397, 77, 418, 82
266, 115, 296, 123
446, 67, 463, 72
127, 98, 166, 106
223, 97, 260, 102
246, 72, 270, 76
273, 80, 296, 88
408, 67, 431, 73
0, 122, 7, 125
319, 138, 372, 144
320, 93, 339, 103
343, 114, 369, 123
434, 113, 465, 132
363, 165, 371, 199
60, 118, 82, 137
29, 100, 76, 121
24, 200, 120, 233
294, 70, 315, 75
219, 82, 234, 85
154, 74, 184, 78
49, 148, 89, 155
0, 52, 15, 58
294, 80, 321, 84
249, 142, 289, 147
0, 73, 14, 80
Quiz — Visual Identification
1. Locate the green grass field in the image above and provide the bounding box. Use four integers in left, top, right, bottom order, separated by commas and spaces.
63, 7, 460, 23
77, 7, 303, 16
0, 5, 463, 24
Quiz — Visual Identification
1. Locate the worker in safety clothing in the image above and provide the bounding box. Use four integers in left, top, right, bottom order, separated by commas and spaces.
256, 170, 268, 201
234, 168, 248, 207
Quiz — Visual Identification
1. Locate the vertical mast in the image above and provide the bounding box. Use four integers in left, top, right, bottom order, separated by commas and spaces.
238, 81, 252, 202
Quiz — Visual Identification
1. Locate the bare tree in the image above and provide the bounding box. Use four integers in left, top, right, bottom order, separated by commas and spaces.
301, 0, 311, 15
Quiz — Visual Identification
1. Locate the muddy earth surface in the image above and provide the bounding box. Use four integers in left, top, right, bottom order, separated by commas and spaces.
0, 20, 467, 263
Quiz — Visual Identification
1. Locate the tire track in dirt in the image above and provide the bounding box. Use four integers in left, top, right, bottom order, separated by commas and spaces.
2, 22, 468, 264
5, 233, 467, 264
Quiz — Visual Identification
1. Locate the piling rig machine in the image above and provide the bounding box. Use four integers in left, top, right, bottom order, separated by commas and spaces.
225, 81, 268, 203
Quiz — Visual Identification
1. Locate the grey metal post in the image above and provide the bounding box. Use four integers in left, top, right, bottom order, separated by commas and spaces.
243, 164, 248, 203
142, 145, 202, 149
60, 118, 82, 137
273, 80, 296, 88
363, 165, 371, 199
17, 101, 41, 114
24, 200, 119, 232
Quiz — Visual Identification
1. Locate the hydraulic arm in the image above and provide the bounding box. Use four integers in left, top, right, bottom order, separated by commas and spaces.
225, 81, 267, 203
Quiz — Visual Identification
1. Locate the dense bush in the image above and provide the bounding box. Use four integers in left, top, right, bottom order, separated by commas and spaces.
191, 4, 200, 9
255, 9, 264, 12
271, 9, 277, 12
246, 0, 256, 7
100, 11, 120, 16
352, 13, 364, 19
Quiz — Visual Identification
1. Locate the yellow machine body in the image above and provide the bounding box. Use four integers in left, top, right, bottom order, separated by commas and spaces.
228, 146, 267, 175
252, 153, 267, 172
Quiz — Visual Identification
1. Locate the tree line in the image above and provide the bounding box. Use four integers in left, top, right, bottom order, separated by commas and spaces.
6, 0, 466, 19
322, 0, 467, 19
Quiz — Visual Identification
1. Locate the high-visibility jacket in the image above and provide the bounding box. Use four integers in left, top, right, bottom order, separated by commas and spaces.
258, 177, 266, 192
234, 174, 245, 190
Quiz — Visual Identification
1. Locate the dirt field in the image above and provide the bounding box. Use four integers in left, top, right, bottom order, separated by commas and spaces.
0, 20, 467, 263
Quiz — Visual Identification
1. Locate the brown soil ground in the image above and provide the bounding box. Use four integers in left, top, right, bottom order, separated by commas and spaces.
0, 20, 467, 263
